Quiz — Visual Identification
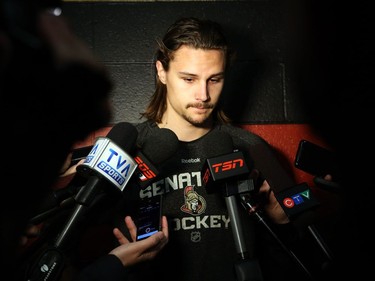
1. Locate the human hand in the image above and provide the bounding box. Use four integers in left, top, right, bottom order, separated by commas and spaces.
109, 216, 169, 267
247, 169, 290, 224
257, 180, 290, 224
59, 152, 85, 178
313, 174, 341, 193
19, 224, 42, 247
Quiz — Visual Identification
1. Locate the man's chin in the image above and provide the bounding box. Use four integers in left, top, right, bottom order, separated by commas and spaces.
187, 116, 212, 128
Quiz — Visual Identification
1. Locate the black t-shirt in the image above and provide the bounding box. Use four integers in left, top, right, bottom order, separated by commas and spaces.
119, 121, 308, 281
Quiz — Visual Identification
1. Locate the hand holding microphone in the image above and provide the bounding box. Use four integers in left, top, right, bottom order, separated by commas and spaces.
56, 123, 179, 246
30, 124, 179, 228
25, 123, 178, 281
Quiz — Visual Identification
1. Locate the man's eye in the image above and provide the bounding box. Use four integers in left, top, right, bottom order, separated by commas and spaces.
210, 78, 222, 83
183, 77, 194, 82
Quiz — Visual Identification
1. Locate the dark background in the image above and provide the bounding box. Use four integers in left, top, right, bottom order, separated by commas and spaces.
62, 0, 307, 125
60, 1, 374, 279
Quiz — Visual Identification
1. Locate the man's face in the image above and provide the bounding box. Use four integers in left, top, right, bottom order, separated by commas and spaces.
157, 45, 226, 126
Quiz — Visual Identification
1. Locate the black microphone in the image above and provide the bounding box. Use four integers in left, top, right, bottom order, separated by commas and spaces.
201, 131, 253, 257
31, 127, 179, 226
75, 122, 139, 194
28, 123, 137, 224
56, 122, 139, 244
274, 183, 320, 219
201, 130, 263, 281
133, 128, 179, 188
25, 125, 180, 281
25, 122, 139, 281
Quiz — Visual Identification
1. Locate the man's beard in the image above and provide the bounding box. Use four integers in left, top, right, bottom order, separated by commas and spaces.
183, 112, 213, 128
184, 102, 215, 127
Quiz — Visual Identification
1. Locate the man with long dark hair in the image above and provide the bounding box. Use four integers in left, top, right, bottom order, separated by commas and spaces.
122, 17, 314, 281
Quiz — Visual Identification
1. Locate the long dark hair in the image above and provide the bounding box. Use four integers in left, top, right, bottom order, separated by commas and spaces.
140, 17, 234, 124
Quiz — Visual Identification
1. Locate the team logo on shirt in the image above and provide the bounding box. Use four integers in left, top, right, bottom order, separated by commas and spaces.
180, 185, 206, 215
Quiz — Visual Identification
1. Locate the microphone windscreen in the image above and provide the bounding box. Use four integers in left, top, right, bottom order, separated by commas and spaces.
107, 122, 138, 152
142, 128, 179, 165
202, 129, 234, 157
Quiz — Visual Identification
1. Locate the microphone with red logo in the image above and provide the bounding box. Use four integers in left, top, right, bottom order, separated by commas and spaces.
201, 130, 317, 281
201, 130, 253, 256
201, 130, 264, 281
132, 128, 179, 189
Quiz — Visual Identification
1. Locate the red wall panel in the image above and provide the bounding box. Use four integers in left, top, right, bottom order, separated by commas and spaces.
74, 123, 330, 187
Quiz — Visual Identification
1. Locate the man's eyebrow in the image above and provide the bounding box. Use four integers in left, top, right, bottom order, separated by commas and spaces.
178, 71, 197, 76
210, 72, 225, 78
178, 71, 225, 78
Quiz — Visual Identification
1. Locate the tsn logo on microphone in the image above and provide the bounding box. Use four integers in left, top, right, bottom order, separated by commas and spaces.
80, 137, 138, 192
202, 151, 250, 193
275, 183, 320, 217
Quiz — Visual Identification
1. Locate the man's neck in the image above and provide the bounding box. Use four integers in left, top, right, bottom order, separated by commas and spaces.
157, 119, 213, 142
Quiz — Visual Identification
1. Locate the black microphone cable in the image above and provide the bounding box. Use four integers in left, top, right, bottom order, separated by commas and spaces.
239, 192, 315, 281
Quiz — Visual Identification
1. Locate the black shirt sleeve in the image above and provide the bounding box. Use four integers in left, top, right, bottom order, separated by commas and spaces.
74, 254, 129, 281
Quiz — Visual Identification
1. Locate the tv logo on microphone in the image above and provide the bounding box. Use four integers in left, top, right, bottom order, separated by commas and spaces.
81, 137, 138, 191
211, 158, 245, 173
202, 151, 250, 194
282, 189, 311, 209
275, 183, 320, 217
134, 155, 157, 182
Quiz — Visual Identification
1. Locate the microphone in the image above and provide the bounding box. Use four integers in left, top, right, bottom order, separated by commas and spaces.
133, 128, 179, 188
24, 122, 139, 281
28, 122, 138, 224
55, 122, 139, 245
274, 183, 320, 219
76, 122, 138, 194
25, 125, 180, 281
201, 131, 254, 257
201, 130, 263, 281
30, 127, 179, 226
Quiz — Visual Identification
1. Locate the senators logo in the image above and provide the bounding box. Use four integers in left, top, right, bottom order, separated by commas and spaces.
180, 186, 206, 215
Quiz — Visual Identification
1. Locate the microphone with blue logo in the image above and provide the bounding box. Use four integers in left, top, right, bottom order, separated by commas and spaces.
29, 126, 179, 225
24, 122, 139, 281
76, 122, 138, 193
25, 123, 179, 281
55, 122, 139, 247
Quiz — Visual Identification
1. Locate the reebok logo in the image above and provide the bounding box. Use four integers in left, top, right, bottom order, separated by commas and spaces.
181, 158, 201, 164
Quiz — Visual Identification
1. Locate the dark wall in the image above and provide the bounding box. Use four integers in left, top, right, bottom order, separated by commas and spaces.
62, 1, 307, 125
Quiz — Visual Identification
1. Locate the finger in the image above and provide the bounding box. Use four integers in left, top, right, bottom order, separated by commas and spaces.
125, 215, 137, 241
160, 216, 169, 240
113, 228, 129, 245
258, 179, 271, 193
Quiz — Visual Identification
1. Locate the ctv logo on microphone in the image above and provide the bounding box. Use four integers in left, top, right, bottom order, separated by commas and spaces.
275, 183, 320, 217
81, 137, 137, 191
282, 189, 311, 208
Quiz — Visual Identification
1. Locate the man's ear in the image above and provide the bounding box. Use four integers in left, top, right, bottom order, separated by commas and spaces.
156, 60, 166, 84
